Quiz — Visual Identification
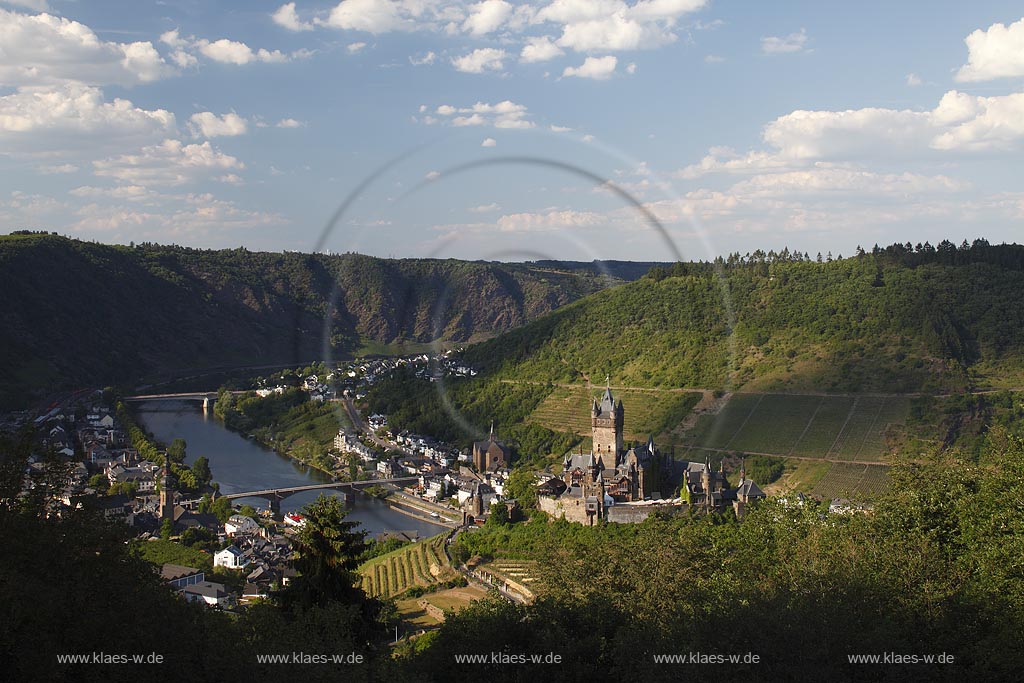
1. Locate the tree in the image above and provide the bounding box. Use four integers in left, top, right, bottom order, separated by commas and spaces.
160, 518, 174, 540
166, 438, 187, 464
192, 456, 212, 485
239, 504, 258, 518
284, 494, 368, 608
486, 502, 509, 527
210, 496, 234, 523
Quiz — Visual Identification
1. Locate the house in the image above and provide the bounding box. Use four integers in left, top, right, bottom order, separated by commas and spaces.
241, 582, 268, 602
214, 545, 251, 569
224, 514, 260, 536
161, 564, 205, 588
180, 581, 231, 608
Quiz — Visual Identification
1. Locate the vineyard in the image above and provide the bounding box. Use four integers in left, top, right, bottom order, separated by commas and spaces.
679, 393, 911, 462
359, 534, 457, 599
810, 462, 892, 499
526, 386, 701, 445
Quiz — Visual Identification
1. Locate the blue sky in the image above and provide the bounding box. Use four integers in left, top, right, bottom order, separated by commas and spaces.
1, 0, 1023, 262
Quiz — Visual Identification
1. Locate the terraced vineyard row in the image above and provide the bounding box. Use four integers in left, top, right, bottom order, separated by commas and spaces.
359, 534, 454, 599
810, 463, 892, 499
680, 393, 910, 462
527, 386, 701, 444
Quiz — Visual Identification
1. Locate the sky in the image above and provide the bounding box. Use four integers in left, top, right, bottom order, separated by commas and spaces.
1, 0, 1023, 263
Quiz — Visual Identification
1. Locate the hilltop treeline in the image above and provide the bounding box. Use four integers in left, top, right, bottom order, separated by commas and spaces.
0, 233, 626, 408
461, 241, 1024, 395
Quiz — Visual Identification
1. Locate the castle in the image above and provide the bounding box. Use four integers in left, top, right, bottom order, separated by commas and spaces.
539, 382, 671, 525
537, 382, 765, 525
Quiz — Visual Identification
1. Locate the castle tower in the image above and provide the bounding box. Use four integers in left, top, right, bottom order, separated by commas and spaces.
591, 378, 623, 458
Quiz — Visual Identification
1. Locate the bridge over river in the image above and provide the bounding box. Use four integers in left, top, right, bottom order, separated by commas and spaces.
222, 476, 419, 504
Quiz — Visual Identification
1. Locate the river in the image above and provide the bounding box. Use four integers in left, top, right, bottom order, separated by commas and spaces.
135, 400, 446, 538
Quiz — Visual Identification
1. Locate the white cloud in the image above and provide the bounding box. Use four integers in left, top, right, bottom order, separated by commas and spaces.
272, 3, 314, 32
409, 51, 436, 65
71, 193, 285, 237
276, 118, 304, 128
468, 202, 500, 212
481, 137, 496, 146
550, 124, 573, 132
70, 184, 154, 201
347, 41, 368, 53
38, 163, 78, 174
0, 84, 175, 154
520, 35, 563, 63
188, 112, 248, 138
451, 47, 507, 73
495, 209, 604, 232
956, 17, 1024, 82
931, 91, 1024, 151
704, 54, 724, 63
761, 28, 808, 55
462, 0, 512, 36
727, 168, 968, 198
425, 170, 441, 180
0, 8, 172, 86
906, 72, 922, 87
428, 100, 534, 128
93, 139, 243, 187
199, 39, 288, 65
625, 62, 636, 74
322, 0, 416, 34
562, 55, 617, 80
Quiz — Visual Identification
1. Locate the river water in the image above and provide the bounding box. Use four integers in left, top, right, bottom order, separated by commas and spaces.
135, 400, 446, 538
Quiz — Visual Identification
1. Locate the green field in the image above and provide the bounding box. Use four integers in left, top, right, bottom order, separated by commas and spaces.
526, 386, 701, 445
359, 534, 456, 599
679, 393, 910, 462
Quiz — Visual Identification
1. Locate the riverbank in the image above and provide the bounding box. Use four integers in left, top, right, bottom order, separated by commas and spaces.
383, 492, 460, 529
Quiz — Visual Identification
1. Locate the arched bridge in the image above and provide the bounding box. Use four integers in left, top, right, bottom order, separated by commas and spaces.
221, 477, 420, 507
123, 391, 247, 409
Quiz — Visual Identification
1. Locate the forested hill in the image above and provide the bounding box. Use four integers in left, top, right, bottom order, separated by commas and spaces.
463, 240, 1024, 394
0, 233, 645, 407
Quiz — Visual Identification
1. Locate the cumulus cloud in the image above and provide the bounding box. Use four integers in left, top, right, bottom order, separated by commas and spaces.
272, 3, 314, 31
520, 35, 564, 63
481, 137, 496, 146
562, 55, 617, 79
0, 84, 175, 153
956, 16, 1024, 82
678, 88, 1024, 182
451, 47, 507, 73
276, 118, 304, 128
0, 8, 172, 86
462, 0, 512, 36
93, 139, 243, 187
200, 39, 288, 65
761, 28, 808, 55
425, 100, 534, 128
347, 41, 367, 53
188, 112, 248, 138
321, 0, 416, 34
906, 72, 922, 86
